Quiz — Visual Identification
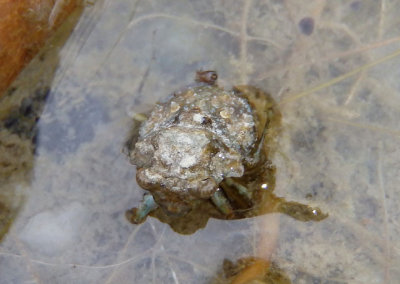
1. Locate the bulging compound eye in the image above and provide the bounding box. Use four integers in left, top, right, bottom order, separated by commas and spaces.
196, 70, 218, 85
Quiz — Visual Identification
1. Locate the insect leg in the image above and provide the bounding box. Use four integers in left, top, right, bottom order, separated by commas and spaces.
211, 188, 234, 217
224, 177, 252, 202
126, 193, 158, 224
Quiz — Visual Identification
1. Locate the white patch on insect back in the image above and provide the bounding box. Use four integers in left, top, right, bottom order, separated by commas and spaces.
210, 149, 244, 180
143, 168, 164, 182
193, 113, 203, 123
170, 101, 180, 113
220, 107, 235, 119
220, 109, 230, 118
179, 155, 197, 168
157, 128, 209, 169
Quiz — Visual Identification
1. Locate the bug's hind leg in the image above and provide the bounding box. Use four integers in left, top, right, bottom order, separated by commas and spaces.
211, 188, 234, 217
126, 193, 158, 224
224, 177, 252, 202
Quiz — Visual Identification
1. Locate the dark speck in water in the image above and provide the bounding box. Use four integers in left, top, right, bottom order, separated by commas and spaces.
298, 17, 315, 36
350, 1, 361, 10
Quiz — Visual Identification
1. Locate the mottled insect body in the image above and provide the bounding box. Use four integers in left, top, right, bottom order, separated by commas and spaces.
126, 71, 277, 224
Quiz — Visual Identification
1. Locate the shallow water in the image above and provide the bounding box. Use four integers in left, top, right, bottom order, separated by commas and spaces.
1, 0, 400, 283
